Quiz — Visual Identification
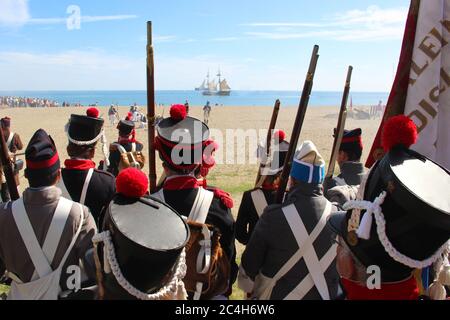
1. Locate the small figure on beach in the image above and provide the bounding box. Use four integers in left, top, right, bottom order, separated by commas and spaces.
203, 101, 211, 125
184, 100, 190, 115
108, 104, 119, 126
0, 117, 24, 202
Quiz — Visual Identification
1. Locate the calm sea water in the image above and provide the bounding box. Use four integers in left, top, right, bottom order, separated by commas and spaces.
0, 90, 389, 107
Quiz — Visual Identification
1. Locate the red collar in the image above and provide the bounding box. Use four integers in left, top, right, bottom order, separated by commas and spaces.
341, 276, 419, 300
261, 183, 278, 191
64, 159, 96, 170
163, 176, 200, 191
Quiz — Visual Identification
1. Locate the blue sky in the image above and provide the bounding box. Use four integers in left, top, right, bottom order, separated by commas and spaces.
0, 0, 410, 91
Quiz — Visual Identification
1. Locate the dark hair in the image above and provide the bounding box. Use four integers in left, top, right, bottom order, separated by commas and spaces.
342, 148, 362, 162
67, 142, 96, 159
26, 170, 60, 188
162, 160, 199, 176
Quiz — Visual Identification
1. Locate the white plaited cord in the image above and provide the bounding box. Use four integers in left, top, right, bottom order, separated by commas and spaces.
65, 122, 110, 167
92, 231, 188, 300
343, 191, 450, 270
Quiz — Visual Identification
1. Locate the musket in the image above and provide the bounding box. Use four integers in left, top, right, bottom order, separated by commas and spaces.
254, 99, 281, 187
0, 129, 19, 200
323, 66, 353, 191
147, 21, 157, 193
275, 45, 320, 204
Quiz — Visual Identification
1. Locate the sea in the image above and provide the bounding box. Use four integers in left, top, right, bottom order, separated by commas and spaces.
0, 90, 389, 107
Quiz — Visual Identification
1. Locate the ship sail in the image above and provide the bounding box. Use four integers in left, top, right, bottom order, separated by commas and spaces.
199, 80, 206, 90
208, 80, 217, 92
219, 79, 231, 91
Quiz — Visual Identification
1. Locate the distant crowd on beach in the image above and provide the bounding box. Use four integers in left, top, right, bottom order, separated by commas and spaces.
0, 96, 88, 108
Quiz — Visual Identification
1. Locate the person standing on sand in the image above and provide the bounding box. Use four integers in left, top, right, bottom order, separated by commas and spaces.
108, 105, 119, 126
238, 141, 341, 300
203, 101, 212, 125
0, 129, 97, 300
328, 116, 450, 300
59, 108, 115, 226
0, 117, 24, 202
184, 100, 190, 115
151, 104, 237, 300
107, 118, 144, 177
236, 130, 289, 245
84, 168, 190, 300
324, 128, 366, 206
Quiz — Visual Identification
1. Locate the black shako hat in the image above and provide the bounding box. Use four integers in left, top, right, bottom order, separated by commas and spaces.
117, 120, 135, 136
24, 129, 60, 182
155, 104, 209, 171
95, 168, 190, 300
67, 108, 104, 144
328, 116, 450, 282
335, 128, 363, 158
258, 130, 290, 176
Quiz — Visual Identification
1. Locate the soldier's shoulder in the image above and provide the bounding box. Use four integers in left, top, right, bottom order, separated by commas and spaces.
109, 143, 119, 152
207, 186, 234, 209
93, 169, 115, 182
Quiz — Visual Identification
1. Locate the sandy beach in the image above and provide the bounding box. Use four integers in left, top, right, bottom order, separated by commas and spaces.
0, 105, 382, 299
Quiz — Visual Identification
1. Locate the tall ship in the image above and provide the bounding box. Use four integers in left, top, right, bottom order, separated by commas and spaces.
196, 69, 231, 96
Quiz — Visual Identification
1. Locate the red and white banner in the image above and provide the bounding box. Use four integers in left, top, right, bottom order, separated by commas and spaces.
367, 0, 450, 170
404, 0, 450, 169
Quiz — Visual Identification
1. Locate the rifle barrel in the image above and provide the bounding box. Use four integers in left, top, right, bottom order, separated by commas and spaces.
254, 99, 281, 187
275, 45, 320, 204
147, 21, 157, 193
326, 65, 353, 179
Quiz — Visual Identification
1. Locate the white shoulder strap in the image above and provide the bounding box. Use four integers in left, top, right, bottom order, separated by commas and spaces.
250, 189, 268, 218
281, 202, 332, 300
131, 143, 136, 153
6, 132, 14, 148
79, 169, 94, 205
56, 203, 85, 271
11, 199, 52, 278
188, 188, 214, 224
115, 143, 127, 154
260, 201, 333, 300
41, 197, 74, 267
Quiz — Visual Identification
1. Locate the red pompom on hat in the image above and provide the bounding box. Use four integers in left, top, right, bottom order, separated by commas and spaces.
116, 168, 149, 198
382, 115, 418, 152
170, 104, 187, 121
274, 130, 286, 142
86, 107, 100, 118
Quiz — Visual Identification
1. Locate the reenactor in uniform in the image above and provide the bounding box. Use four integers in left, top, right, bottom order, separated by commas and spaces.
328, 116, 450, 300
236, 130, 289, 245
0, 129, 97, 300
107, 118, 144, 177
91, 168, 190, 300
239, 141, 341, 300
59, 108, 116, 225
0, 117, 24, 202
324, 128, 366, 206
325, 128, 365, 190
151, 104, 238, 299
